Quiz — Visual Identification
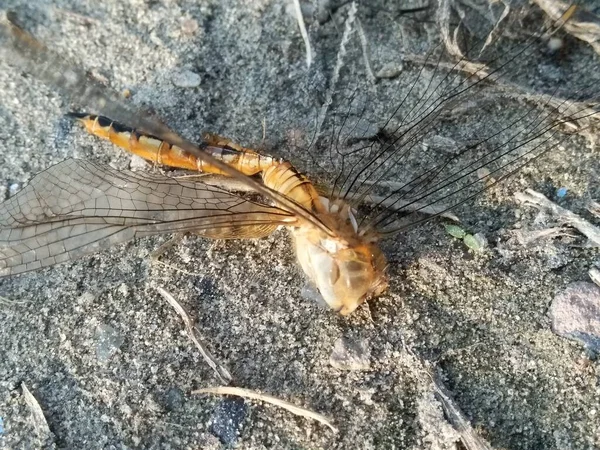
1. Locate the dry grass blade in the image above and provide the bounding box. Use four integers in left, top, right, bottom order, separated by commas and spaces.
360, 193, 460, 221
314, 1, 357, 139
479, 0, 511, 56
588, 200, 600, 219
515, 189, 600, 247
292, 0, 312, 68
193, 386, 338, 433
437, 0, 465, 58
589, 267, 600, 287
21, 383, 51, 436
428, 374, 493, 450
533, 0, 600, 55
156, 286, 232, 384
512, 227, 570, 245
0, 294, 28, 306
402, 342, 493, 450
356, 17, 376, 85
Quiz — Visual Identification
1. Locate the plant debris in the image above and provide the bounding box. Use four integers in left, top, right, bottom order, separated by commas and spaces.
193, 386, 338, 433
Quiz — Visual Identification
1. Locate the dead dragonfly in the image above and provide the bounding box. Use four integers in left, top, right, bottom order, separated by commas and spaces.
0, 8, 597, 315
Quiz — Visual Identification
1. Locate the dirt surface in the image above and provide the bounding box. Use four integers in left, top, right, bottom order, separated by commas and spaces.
1, 1, 599, 449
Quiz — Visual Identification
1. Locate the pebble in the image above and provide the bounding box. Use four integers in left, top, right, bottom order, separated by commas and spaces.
8, 183, 20, 196
376, 62, 403, 79
95, 324, 124, 362
172, 70, 201, 88
181, 18, 199, 36
209, 398, 247, 447
548, 37, 564, 52
549, 282, 600, 353
129, 155, 149, 171
477, 167, 491, 180
556, 187, 568, 198
329, 337, 371, 370
161, 387, 185, 411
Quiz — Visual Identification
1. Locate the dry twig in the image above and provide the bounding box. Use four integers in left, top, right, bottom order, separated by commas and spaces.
512, 227, 571, 245
193, 386, 338, 432
21, 383, 51, 437
589, 267, 600, 288
356, 17, 376, 85
315, 1, 357, 139
0, 294, 28, 306
515, 189, 600, 247
156, 287, 232, 384
402, 342, 493, 450
588, 200, 600, 219
533, 1, 600, 55
292, 0, 312, 68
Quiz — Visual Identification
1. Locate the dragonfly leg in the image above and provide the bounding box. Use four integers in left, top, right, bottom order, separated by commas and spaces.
151, 233, 186, 262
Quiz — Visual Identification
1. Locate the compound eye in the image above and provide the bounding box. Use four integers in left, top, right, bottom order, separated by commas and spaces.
328, 261, 340, 285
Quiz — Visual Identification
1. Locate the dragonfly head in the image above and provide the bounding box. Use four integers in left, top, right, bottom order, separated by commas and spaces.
293, 205, 388, 315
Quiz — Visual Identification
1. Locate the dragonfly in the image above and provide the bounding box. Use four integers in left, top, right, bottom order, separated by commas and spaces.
0, 6, 597, 316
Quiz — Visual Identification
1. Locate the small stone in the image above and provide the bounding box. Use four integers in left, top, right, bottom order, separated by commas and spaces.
95, 324, 124, 362
117, 283, 128, 297
129, 155, 150, 171
162, 387, 185, 411
422, 135, 457, 153
8, 183, 20, 196
209, 397, 247, 447
549, 282, 600, 352
77, 292, 95, 305
548, 37, 564, 52
329, 337, 370, 370
197, 434, 221, 450
376, 62, 403, 79
556, 187, 568, 198
119, 404, 132, 417
181, 17, 199, 35
477, 167, 491, 180
143, 395, 162, 413
172, 70, 201, 88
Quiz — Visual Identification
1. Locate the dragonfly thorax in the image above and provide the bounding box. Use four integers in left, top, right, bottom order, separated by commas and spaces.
292, 196, 388, 315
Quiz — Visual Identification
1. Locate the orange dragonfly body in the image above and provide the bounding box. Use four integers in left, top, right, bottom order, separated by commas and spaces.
1, 108, 388, 315
0, 9, 596, 316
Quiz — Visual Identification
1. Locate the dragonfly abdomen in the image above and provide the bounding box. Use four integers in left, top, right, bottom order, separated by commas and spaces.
69, 113, 281, 176
70, 113, 325, 214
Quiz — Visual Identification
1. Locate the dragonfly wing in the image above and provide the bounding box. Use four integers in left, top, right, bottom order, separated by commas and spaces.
0, 13, 331, 236
0, 159, 296, 277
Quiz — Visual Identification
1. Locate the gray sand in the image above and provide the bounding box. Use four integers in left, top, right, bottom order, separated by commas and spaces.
1, 1, 599, 449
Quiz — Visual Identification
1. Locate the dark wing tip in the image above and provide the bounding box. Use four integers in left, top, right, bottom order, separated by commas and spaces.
66, 111, 90, 119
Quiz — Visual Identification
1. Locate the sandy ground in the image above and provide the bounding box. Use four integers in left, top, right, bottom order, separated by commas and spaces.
1, 0, 599, 449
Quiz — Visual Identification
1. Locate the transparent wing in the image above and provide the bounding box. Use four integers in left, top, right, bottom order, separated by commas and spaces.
304, 6, 599, 235
0, 12, 330, 236
0, 159, 296, 277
